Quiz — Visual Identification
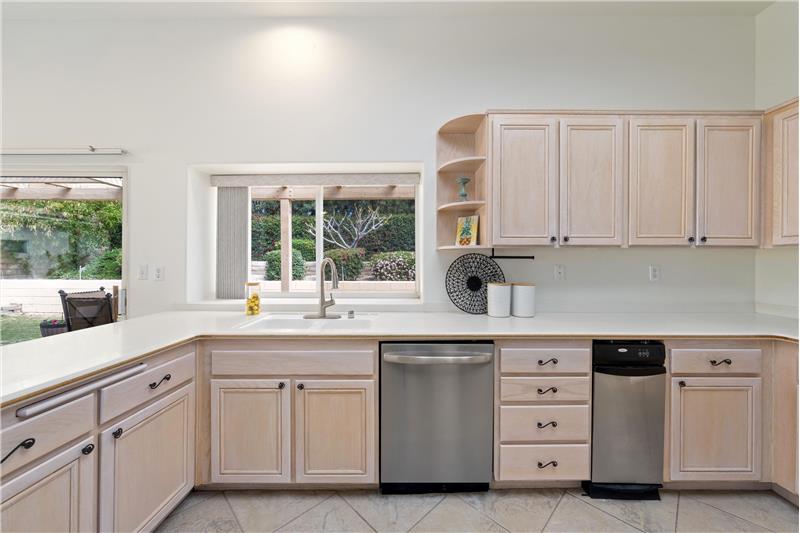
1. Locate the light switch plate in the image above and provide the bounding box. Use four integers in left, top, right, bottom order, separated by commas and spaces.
554, 264, 566, 281
649, 265, 661, 282
154, 266, 165, 282
138, 264, 149, 281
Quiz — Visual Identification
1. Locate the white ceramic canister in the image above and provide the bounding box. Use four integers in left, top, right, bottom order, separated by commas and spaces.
487, 283, 512, 317
512, 283, 536, 317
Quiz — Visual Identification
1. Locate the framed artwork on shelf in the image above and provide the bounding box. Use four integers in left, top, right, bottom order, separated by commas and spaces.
456, 215, 479, 246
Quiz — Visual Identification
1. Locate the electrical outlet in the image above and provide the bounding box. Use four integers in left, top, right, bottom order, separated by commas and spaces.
649, 265, 661, 282
154, 266, 165, 282
554, 264, 566, 281
138, 264, 149, 281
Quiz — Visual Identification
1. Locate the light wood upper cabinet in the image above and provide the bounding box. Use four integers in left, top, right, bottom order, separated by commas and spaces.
0, 437, 96, 533
295, 380, 376, 484
559, 117, 625, 245
211, 379, 291, 483
99, 384, 195, 532
628, 118, 696, 245
772, 104, 799, 245
772, 341, 798, 495
490, 115, 559, 245
697, 117, 761, 246
670, 377, 761, 481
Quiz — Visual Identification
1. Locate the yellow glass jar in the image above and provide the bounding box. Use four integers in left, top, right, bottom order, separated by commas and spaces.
245, 282, 261, 315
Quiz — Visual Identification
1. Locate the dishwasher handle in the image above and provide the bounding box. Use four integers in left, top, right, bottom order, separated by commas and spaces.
594, 365, 666, 377
383, 352, 492, 365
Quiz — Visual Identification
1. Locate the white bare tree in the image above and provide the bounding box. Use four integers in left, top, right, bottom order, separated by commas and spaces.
307, 206, 392, 249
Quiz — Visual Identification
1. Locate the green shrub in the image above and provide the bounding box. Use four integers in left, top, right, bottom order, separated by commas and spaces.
325, 248, 365, 281
278, 238, 315, 261
83, 248, 122, 279
264, 249, 305, 281
251, 215, 317, 260
358, 214, 415, 253
371, 251, 415, 281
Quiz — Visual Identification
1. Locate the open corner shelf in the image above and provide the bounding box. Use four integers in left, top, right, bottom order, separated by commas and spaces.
437, 200, 486, 213
438, 114, 485, 135
437, 156, 486, 174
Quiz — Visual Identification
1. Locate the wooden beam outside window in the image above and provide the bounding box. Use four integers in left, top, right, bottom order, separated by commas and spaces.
251, 185, 415, 201
280, 199, 292, 293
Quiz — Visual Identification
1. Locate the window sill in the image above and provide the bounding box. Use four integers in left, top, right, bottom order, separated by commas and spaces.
181, 297, 424, 312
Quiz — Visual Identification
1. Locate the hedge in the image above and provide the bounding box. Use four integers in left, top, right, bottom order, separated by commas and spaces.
371, 251, 415, 281
251, 213, 414, 259
324, 248, 365, 281
264, 249, 305, 281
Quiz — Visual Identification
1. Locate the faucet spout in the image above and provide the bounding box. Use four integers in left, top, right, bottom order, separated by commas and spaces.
303, 257, 341, 319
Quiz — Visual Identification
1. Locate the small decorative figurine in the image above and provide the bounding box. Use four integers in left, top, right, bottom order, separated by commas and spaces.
456, 175, 471, 201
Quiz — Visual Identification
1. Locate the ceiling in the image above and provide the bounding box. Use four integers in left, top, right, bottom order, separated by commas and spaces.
1, 0, 779, 20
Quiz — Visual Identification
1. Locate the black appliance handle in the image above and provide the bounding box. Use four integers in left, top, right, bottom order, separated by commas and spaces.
594, 365, 666, 377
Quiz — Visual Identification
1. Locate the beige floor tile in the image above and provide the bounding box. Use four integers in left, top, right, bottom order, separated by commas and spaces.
459, 489, 562, 533
340, 490, 444, 532
567, 489, 678, 533
226, 490, 335, 532
676, 497, 769, 532
172, 490, 221, 516
544, 493, 639, 532
155, 493, 242, 533
683, 491, 799, 532
409, 495, 507, 533
277, 494, 373, 533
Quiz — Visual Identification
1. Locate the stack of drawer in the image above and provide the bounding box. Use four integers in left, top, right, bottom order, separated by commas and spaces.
496, 340, 592, 481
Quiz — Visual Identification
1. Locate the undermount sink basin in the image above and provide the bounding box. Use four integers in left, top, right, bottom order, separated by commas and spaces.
239, 313, 374, 331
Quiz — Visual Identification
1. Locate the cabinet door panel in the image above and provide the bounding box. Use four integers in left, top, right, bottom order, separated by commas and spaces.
211, 379, 291, 483
0, 437, 96, 533
629, 118, 695, 245
772, 342, 798, 494
773, 106, 799, 245
559, 117, 624, 245
670, 377, 761, 480
100, 384, 195, 532
295, 380, 375, 484
697, 118, 761, 246
491, 115, 558, 245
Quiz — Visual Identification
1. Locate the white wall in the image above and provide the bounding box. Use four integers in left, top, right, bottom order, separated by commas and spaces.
2, 11, 763, 315
754, 1, 799, 318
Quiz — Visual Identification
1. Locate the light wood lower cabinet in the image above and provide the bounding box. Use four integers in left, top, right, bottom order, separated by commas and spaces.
0, 437, 96, 533
295, 380, 376, 484
99, 384, 195, 532
772, 341, 798, 494
670, 377, 761, 481
210, 379, 291, 483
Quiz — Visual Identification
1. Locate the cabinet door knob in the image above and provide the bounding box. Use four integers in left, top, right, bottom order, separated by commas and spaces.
81, 443, 95, 455
563, 236, 570, 242
678, 380, 686, 387
537, 387, 558, 395
537, 358, 558, 366
700, 236, 707, 243
536, 421, 558, 429
550, 236, 557, 243
149, 374, 171, 390
688, 236, 695, 243
297, 383, 305, 390
537, 460, 558, 469
112, 428, 123, 439
709, 359, 732, 366
1, 437, 35, 464
278, 382, 286, 389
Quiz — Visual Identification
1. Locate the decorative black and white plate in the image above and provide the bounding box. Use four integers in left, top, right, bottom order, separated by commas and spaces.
445, 253, 505, 314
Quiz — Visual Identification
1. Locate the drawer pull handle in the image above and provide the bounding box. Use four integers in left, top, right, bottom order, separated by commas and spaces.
537, 460, 558, 469
112, 428, 123, 439
81, 444, 95, 455
537, 387, 558, 395
538, 358, 558, 366
149, 374, 172, 389
709, 359, 732, 367
537, 421, 558, 429
1, 438, 35, 464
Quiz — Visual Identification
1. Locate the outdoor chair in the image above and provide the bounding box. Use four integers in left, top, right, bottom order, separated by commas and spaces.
58, 287, 116, 332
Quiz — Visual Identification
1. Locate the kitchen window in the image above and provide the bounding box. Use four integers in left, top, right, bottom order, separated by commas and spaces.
213, 171, 420, 299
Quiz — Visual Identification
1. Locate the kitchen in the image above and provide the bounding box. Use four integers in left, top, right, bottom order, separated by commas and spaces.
0, 1, 798, 532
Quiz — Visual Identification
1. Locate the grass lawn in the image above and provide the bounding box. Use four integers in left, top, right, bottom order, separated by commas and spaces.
0, 314, 61, 345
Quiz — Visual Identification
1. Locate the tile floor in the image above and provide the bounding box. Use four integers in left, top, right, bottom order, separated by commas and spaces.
155, 489, 798, 533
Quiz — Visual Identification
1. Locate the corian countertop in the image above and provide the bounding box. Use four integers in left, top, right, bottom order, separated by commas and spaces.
1, 310, 797, 407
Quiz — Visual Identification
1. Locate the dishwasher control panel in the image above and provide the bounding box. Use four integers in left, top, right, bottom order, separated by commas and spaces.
592, 339, 665, 366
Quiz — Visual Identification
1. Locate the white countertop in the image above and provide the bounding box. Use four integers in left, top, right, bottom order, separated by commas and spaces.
1, 310, 796, 407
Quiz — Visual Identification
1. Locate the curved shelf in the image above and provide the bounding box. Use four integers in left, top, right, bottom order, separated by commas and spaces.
438, 114, 485, 134
437, 200, 486, 213
437, 156, 486, 174
437, 245, 492, 251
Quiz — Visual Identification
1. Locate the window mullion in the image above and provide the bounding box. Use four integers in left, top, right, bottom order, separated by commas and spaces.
280, 199, 292, 292
315, 186, 323, 288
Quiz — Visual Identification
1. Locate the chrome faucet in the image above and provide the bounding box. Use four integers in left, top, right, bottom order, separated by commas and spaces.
304, 257, 340, 319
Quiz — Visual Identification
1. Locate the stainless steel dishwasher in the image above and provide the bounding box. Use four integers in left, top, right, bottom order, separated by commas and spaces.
380, 342, 494, 493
